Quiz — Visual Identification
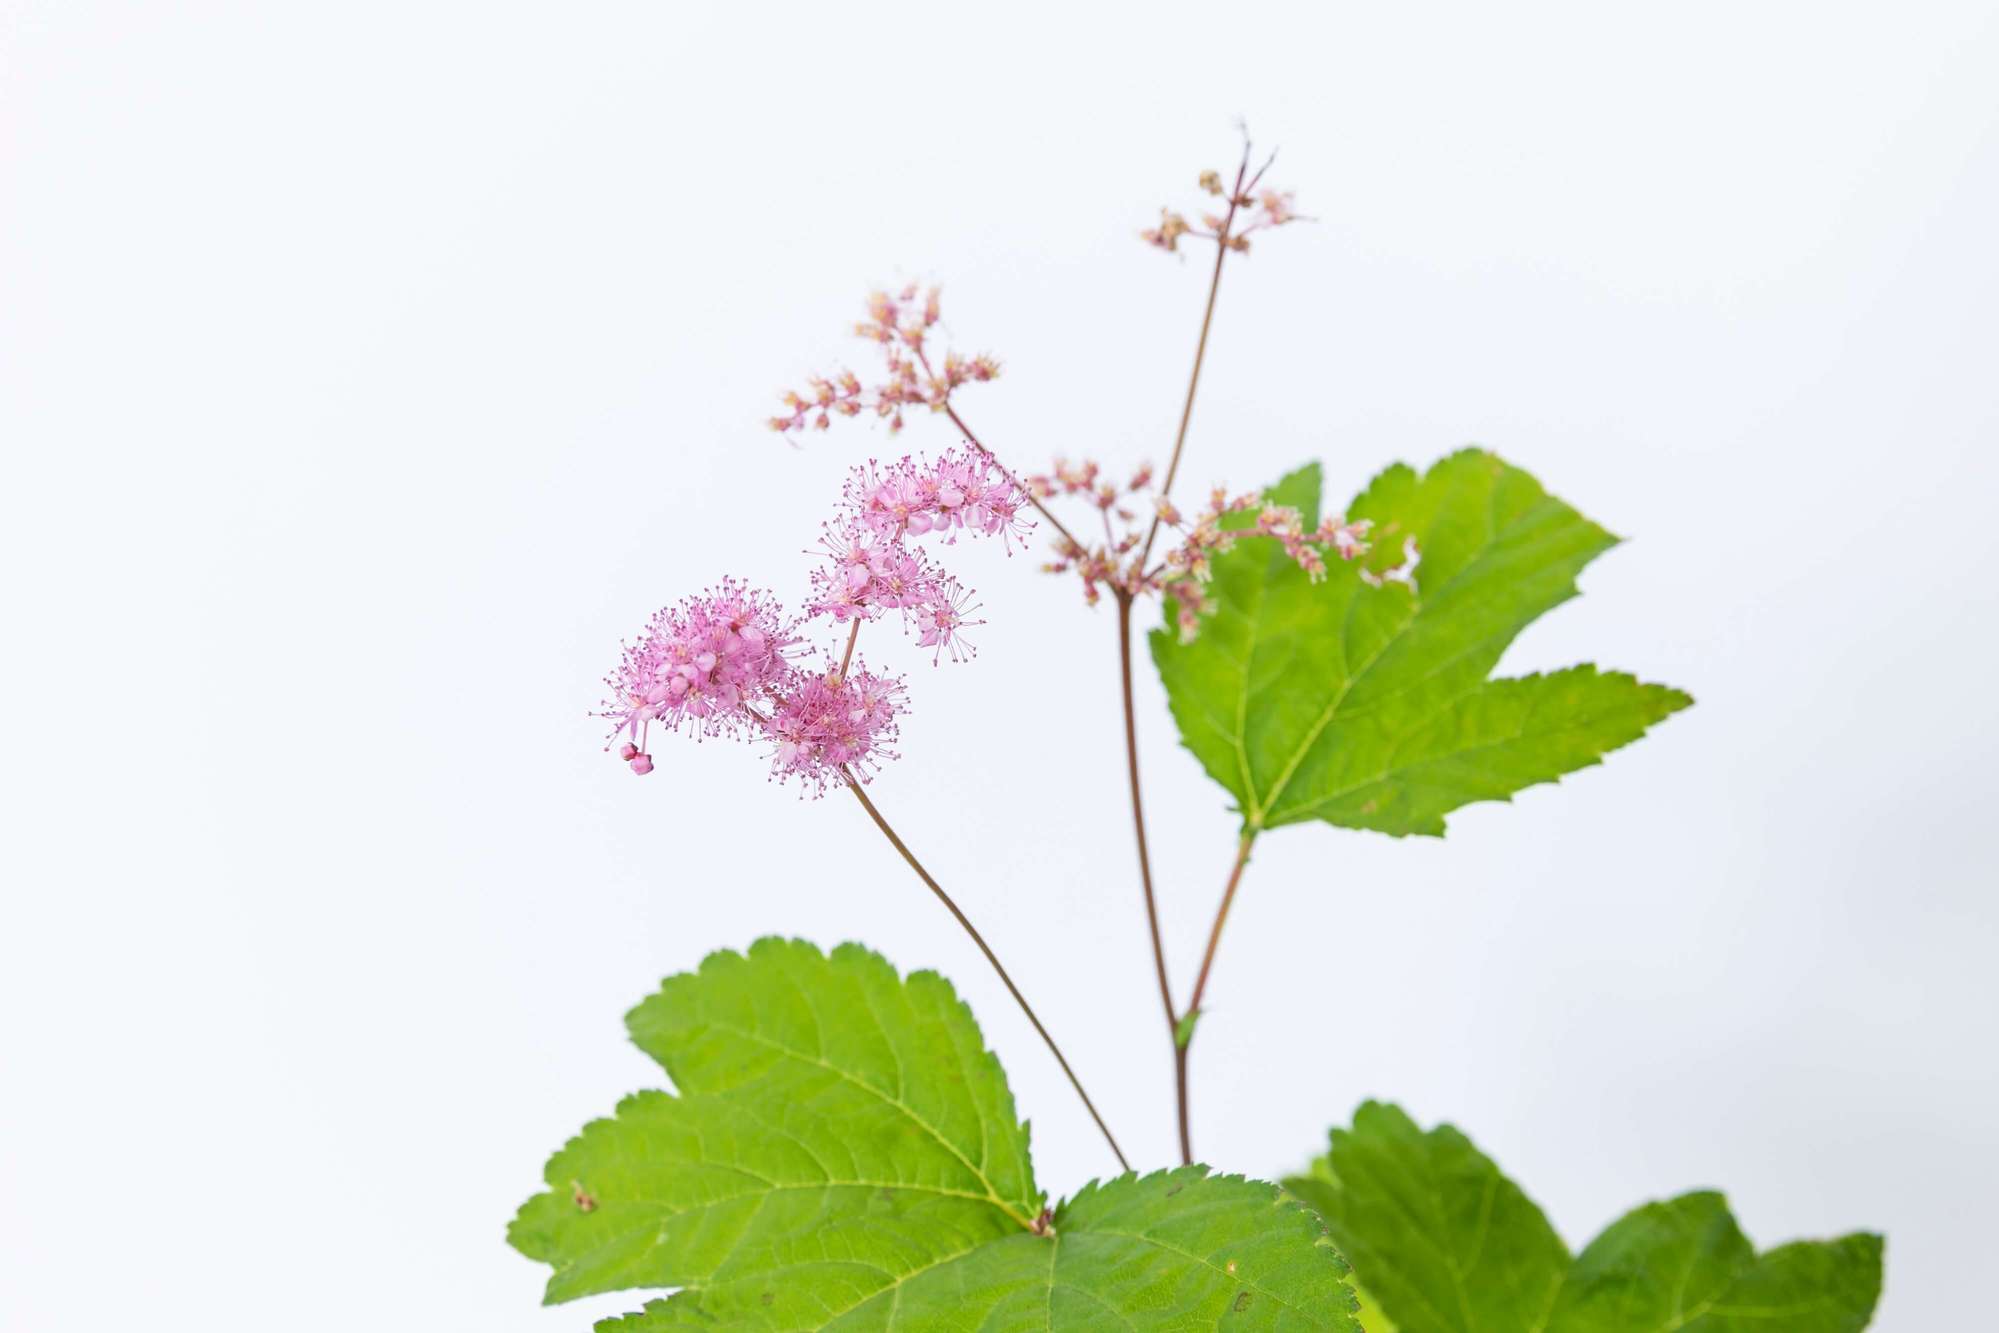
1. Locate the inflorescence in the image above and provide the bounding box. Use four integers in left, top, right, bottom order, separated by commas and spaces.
599, 443, 1029, 788
1029, 463, 1392, 639
604, 164, 1414, 790
1141, 164, 1307, 255
769, 286, 999, 436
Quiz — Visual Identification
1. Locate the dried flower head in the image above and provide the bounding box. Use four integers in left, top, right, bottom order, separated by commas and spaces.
1141, 209, 1194, 253
1141, 146, 1307, 258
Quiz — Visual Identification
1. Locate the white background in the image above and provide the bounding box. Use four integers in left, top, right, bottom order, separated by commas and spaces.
5, 3, 1996, 1329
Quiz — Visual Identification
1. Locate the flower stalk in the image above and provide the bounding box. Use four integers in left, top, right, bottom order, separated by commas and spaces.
842, 768, 1132, 1172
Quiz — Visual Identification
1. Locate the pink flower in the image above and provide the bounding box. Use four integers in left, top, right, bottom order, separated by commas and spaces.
1318, 515, 1373, 561
597, 580, 801, 760
843, 450, 1032, 551
806, 520, 896, 623
763, 661, 909, 794
806, 517, 950, 625
865, 542, 936, 611
913, 576, 983, 664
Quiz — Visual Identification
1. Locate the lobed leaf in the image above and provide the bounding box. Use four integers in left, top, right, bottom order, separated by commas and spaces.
1287, 1102, 1883, 1333
612, 1169, 1363, 1330
1285, 1102, 1568, 1332
513, 938, 1364, 1329
1150, 450, 1689, 837
509, 939, 1039, 1306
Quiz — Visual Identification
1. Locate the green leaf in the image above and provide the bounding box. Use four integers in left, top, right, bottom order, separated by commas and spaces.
1286, 1102, 1569, 1332
1281, 1180, 1401, 1333
1551, 1193, 1883, 1332
1150, 450, 1690, 837
609, 1169, 1362, 1330
513, 938, 1363, 1329
508, 939, 1038, 1305
1288, 1102, 1884, 1333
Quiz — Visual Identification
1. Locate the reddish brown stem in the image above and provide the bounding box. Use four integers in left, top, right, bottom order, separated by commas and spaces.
1137, 147, 1251, 570
841, 770, 1131, 1172
1174, 830, 1256, 1164
1114, 591, 1177, 1035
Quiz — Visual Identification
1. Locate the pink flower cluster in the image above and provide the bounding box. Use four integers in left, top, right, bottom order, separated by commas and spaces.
598, 583, 913, 789
1158, 489, 1373, 584
1027, 458, 1160, 607
769, 287, 999, 436
808, 450, 1031, 664
602, 286, 1038, 793
846, 448, 1031, 547
806, 530, 983, 666
1025, 456, 1384, 640
599, 453, 1025, 786
598, 580, 800, 756
1152, 489, 1379, 639
765, 661, 908, 793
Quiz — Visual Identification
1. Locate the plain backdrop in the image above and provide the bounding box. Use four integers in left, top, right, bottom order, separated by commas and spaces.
4, 2, 1996, 1329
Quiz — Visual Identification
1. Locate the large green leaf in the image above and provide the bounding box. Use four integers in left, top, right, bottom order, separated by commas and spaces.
1285, 1103, 1569, 1332
1150, 451, 1690, 836
509, 938, 1039, 1304
1285, 1102, 1883, 1333
1551, 1191, 1884, 1332
512, 939, 1363, 1329
607, 1169, 1361, 1329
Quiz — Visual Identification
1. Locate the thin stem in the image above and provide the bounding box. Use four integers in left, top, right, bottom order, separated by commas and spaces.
1173, 1041, 1192, 1166
1114, 591, 1176, 1035
1137, 147, 1251, 570
837, 619, 861, 681
1174, 829, 1256, 1164
1128, 145, 1257, 1163
939, 401, 1087, 554
841, 770, 1132, 1172
905, 343, 1081, 552
1184, 830, 1255, 1023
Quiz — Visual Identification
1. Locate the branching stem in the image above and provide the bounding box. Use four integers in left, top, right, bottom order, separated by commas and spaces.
1118, 142, 1257, 1164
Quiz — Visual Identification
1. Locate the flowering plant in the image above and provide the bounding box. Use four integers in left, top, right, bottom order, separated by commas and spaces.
510, 145, 1884, 1330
